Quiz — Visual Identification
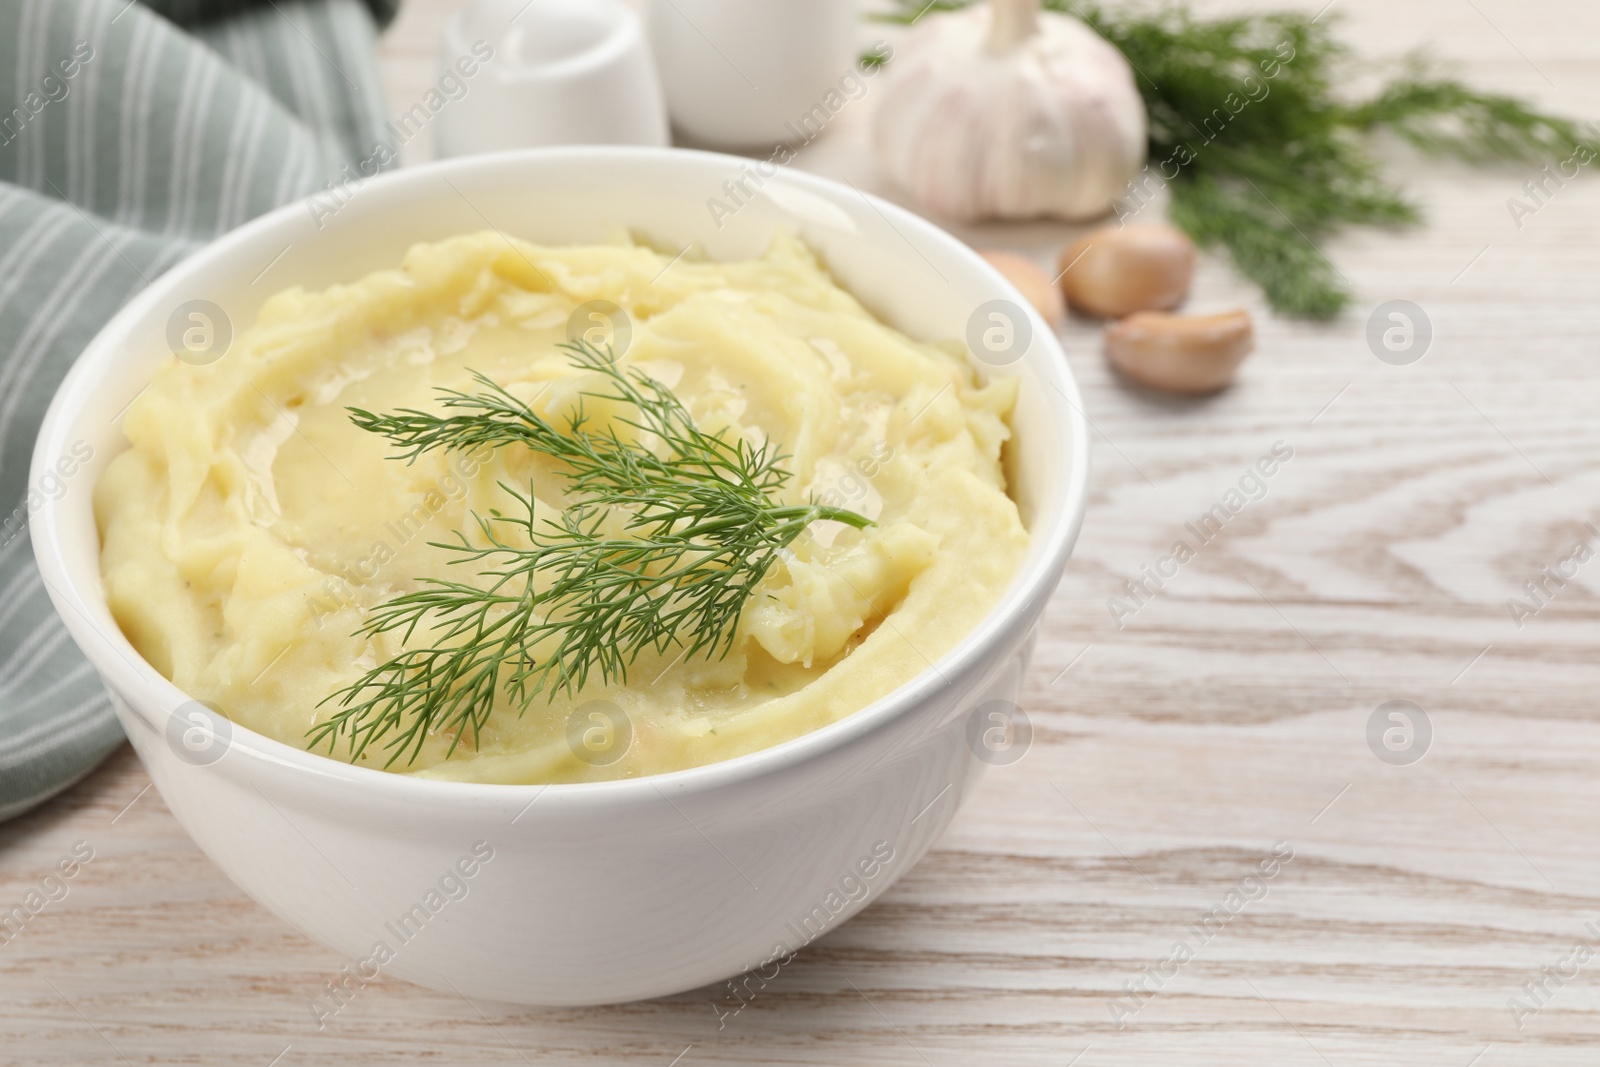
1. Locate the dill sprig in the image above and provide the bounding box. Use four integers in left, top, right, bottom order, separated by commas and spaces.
308, 340, 873, 768
874, 2, 1597, 317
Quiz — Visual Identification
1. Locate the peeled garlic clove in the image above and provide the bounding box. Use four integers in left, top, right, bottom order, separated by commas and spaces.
1059, 223, 1196, 319
979, 250, 1064, 327
1105, 309, 1254, 394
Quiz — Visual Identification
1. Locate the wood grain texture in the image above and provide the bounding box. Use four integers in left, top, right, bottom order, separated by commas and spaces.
7, 0, 1600, 1062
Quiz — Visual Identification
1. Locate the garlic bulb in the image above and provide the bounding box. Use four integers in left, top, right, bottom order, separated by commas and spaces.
872, 0, 1147, 222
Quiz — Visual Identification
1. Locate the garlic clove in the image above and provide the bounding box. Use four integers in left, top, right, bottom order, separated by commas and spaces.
1059, 223, 1196, 319
979, 250, 1065, 328
1104, 308, 1254, 394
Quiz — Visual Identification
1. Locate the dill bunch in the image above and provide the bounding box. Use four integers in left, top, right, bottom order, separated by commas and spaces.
875, 2, 1597, 317
309, 340, 873, 768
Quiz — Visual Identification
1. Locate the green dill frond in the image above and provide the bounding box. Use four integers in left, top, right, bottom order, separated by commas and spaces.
1347, 60, 1600, 163
309, 340, 873, 768
870, 1, 1594, 319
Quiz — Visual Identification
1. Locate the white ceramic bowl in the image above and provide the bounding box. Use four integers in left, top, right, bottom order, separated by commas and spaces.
30, 147, 1089, 1006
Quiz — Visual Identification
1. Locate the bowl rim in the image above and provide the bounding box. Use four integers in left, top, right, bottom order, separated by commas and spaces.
30, 144, 1091, 809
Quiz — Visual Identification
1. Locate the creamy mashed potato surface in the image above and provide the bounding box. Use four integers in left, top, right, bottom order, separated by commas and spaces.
95, 231, 1027, 782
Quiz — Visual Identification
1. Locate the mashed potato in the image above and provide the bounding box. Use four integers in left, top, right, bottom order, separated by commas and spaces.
94, 231, 1027, 782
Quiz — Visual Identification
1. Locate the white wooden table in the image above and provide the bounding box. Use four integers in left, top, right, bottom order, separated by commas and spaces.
7, 0, 1600, 1062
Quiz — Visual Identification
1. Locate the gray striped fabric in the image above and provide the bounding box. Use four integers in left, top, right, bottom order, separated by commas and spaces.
0, 0, 398, 822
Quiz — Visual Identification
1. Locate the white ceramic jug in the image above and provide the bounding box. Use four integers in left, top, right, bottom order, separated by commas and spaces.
647, 0, 860, 149
436, 0, 670, 157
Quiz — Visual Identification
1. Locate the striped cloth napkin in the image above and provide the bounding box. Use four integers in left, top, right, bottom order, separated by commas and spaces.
0, 0, 399, 822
